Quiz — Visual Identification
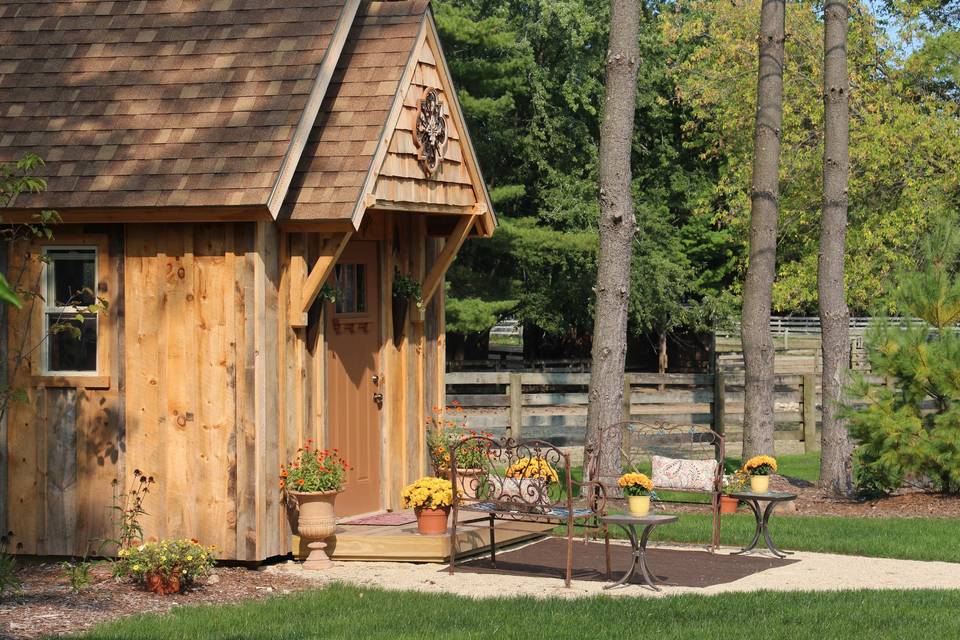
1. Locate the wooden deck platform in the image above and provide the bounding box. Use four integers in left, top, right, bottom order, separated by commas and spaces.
294, 511, 552, 563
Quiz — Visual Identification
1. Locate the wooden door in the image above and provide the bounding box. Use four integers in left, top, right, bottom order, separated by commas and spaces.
326, 241, 382, 515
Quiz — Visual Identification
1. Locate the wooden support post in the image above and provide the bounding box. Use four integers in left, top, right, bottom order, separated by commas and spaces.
622, 375, 632, 422
802, 373, 820, 452
288, 234, 307, 328
508, 373, 522, 441
0, 239, 8, 536
712, 370, 726, 436
299, 232, 351, 316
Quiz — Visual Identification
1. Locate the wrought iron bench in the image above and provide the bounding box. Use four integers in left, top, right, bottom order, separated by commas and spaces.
447, 436, 608, 588
588, 422, 725, 550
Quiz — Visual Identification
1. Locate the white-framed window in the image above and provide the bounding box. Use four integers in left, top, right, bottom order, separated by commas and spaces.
42, 246, 99, 375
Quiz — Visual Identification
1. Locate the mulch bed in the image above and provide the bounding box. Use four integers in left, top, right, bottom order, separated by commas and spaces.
662, 474, 960, 519
0, 560, 313, 640
454, 537, 797, 587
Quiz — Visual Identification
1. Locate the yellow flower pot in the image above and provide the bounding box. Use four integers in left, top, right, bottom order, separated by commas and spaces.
750, 475, 770, 493
628, 495, 651, 516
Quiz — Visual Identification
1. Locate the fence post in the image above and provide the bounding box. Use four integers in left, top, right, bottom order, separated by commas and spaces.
712, 370, 725, 436
802, 373, 820, 453
509, 373, 523, 441
622, 375, 632, 422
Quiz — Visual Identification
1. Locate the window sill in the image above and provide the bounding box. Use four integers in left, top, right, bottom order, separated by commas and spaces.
31, 375, 111, 390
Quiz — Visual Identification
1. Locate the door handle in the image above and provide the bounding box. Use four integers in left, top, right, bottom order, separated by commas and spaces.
373, 392, 384, 408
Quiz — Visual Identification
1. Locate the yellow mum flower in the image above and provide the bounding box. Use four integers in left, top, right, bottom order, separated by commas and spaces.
505, 457, 559, 483
617, 472, 653, 491
743, 455, 778, 474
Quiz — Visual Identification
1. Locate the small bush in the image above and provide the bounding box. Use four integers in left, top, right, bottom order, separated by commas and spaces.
116, 539, 216, 594
61, 559, 93, 593
853, 449, 902, 499
0, 531, 21, 600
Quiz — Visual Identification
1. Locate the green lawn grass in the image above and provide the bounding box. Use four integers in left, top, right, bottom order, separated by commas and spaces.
73, 584, 960, 640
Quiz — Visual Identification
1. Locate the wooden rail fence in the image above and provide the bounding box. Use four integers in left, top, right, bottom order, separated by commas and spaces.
445, 370, 882, 454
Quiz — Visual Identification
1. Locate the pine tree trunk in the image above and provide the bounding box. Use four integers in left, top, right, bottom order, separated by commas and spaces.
585, 0, 640, 492
818, 0, 855, 497
741, 0, 785, 459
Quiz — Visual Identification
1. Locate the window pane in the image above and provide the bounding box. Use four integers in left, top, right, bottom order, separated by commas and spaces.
47, 249, 96, 307
47, 315, 97, 372
334, 263, 366, 314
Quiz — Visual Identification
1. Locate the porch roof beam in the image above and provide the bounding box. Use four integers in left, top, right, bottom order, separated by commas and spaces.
416, 214, 475, 318
299, 231, 351, 316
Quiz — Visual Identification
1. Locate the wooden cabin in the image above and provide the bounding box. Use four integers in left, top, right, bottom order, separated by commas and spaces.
0, 0, 495, 561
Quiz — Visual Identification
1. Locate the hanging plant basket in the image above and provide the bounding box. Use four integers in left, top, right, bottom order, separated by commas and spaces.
392, 273, 421, 347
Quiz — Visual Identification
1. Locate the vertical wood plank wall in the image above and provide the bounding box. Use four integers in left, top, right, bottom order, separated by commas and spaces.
5, 224, 124, 556
4, 215, 449, 557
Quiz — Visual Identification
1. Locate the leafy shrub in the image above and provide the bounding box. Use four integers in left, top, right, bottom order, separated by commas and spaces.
116, 539, 215, 593
0, 532, 21, 600
844, 224, 960, 494
60, 560, 93, 593
853, 449, 902, 499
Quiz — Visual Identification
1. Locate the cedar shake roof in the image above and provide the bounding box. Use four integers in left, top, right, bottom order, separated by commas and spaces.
0, 0, 493, 230
0, 0, 355, 211
281, 0, 427, 222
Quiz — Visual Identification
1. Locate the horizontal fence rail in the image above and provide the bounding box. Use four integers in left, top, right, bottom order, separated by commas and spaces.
445, 370, 887, 455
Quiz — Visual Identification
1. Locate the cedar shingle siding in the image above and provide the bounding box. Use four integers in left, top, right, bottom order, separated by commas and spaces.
0, 0, 428, 215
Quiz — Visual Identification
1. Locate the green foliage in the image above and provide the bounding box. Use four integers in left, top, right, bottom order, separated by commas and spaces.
844, 224, 960, 494
281, 443, 349, 493
61, 559, 94, 594
0, 532, 21, 600
392, 273, 422, 303
437, 0, 960, 345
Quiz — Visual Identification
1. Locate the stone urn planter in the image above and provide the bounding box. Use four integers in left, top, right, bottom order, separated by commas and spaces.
415, 506, 450, 535
445, 468, 484, 500
287, 490, 341, 570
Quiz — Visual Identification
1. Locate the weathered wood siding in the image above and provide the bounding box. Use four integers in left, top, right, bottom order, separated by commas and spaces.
4, 222, 290, 561
5, 224, 124, 556
373, 36, 478, 209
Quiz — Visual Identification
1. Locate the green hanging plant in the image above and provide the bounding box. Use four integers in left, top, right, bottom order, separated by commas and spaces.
392, 274, 422, 304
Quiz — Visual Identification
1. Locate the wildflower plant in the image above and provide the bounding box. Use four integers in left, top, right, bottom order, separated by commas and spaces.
617, 472, 654, 497
426, 402, 491, 472
281, 440, 349, 493
401, 476, 455, 510
743, 455, 778, 476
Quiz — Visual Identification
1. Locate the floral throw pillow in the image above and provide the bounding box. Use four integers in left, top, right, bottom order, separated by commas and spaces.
651, 455, 718, 492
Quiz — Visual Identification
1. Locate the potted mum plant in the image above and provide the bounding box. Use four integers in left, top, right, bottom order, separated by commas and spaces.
116, 538, 216, 595
392, 271, 421, 346
498, 456, 559, 512
402, 476, 455, 535
618, 472, 654, 515
742, 455, 777, 493
281, 441, 349, 570
720, 469, 748, 513
426, 403, 491, 500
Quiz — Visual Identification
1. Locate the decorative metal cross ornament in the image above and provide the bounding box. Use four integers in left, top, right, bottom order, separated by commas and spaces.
414, 88, 448, 177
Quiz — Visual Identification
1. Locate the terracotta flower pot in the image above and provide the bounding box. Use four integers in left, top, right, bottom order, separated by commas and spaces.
145, 572, 181, 595
287, 490, 341, 570
750, 475, 770, 494
445, 468, 484, 500
719, 495, 738, 514
627, 495, 651, 516
415, 506, 450, 535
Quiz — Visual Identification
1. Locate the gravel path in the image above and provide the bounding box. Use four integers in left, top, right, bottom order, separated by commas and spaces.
267, 540, 960, 599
